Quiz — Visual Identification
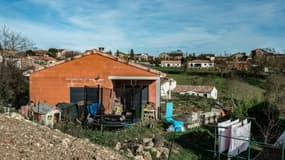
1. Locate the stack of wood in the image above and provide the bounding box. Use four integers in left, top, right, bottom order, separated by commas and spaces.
144, 103, 156, 120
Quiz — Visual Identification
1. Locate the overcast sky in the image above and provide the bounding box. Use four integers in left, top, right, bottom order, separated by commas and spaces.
0, 0, 284, 55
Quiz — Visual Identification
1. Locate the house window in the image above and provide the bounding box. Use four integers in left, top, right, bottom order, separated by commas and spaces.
204, 94, 207, 97
70, 87, 99, 104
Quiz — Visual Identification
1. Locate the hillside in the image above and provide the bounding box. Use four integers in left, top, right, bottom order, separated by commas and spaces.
0, 113, 123, 160
167, 73, 265, 102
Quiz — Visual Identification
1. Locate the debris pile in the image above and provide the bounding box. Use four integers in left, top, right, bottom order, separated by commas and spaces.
114, 136, 179, 160
0, 113, 123, 160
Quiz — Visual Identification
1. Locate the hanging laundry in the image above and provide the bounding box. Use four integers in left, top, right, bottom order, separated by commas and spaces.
218, 120, 231, 126
274, 131, 285, 147
228, 121, 243, 156
218, 119, 239, 153
238, 122, 251, 154
228, 120, 251, 157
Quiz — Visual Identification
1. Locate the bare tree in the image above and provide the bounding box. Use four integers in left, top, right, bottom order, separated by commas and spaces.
253, 102, 280, 144
249, 74, 285, 143
265, 74, 285, 114
0, 25, 34, 60
0, 26, 33, 108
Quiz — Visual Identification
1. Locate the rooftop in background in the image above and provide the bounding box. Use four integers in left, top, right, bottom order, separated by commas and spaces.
189, 60, 212, 63
24, 49, 166, 77
174, 85, 216, 93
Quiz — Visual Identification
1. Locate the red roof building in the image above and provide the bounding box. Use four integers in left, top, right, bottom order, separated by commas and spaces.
173, 85, 217, 99
27, 49, 165, 119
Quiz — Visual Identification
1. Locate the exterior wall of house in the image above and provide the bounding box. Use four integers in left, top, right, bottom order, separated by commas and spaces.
209, 57, 215, 61
179, 88, 217, 99
159, 53, 183, 60
135, 54, 149, 62
179, 91, 209, 97
160, 61, 181, 67
188, 62, 214, 68
210, 88, 218, 99
226, 61, 248, 71
161, 80, 177, 98
0, 56, 22, 69
29, 54, 159, 114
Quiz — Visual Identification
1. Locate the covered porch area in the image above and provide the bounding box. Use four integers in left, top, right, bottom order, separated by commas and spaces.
109, 76, 160, 121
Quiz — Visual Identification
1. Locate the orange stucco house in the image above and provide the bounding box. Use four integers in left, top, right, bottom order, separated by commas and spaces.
25, 49, 165, 120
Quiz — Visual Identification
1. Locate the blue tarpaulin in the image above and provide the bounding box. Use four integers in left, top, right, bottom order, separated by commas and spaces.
87, 103, 101, 116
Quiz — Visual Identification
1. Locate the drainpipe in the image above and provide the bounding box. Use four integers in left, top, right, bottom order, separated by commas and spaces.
155, 76, 160, 120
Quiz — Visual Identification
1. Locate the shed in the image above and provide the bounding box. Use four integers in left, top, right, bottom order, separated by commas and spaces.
173, 85, 218, 99
27, 49, 165, 120
33, 103, 61, 128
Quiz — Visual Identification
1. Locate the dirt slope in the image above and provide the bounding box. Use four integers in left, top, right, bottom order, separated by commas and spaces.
0, 113, 124, 160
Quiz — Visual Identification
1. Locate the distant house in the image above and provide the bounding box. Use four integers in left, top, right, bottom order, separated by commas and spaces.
115, 51, 129, 60
159, 53, 169, 60
56, 49, 71, 58
18, 54, 58, 71
226, 61, 249, 71
160, 78, 177, 99
230, 52, 247, 61
173, 85, 218, 99
168, 53, 183, 60
249, 48, 285, 72
198, 54, 215, 61
135, 53, 150, 62
148, 55, 154, 62
32, 50, 50, 56
0, 55, 23, 69
159, 50, 183, 60
250, 48, 274, 58
160, 60, 182, 68
188, 60, 214, 69
28, 55, 57, 65
215, 56, 228, 62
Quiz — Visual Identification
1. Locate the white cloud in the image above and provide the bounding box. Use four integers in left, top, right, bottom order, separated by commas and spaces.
139, 27, 220, 48
0, 16, 133, 52
1, 0, 284, 54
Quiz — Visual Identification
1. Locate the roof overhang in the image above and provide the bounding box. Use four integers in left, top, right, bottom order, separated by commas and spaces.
108, 76, 159, 80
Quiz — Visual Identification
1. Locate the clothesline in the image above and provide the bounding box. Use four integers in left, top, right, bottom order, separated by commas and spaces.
217, 134, 251, 141
217, 118, 252, 157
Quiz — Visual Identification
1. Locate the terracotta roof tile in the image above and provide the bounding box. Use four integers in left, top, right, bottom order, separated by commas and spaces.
24, 49, 166, 77
189, 60, 211, 63
161, 60, 181, 64
29, 56, 56, 61
173, 85, 215, 93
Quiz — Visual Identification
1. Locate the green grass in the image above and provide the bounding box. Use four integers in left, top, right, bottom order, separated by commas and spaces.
167, 73, 265, 103
245, 77, 266, 89
64, 123, 164, 147
56, 71, 266, 160
170, 148, 200, 160
165, 127, 215, 160
151, 66, 184, 74
57, 121, 204, 159
171, 93, 214, 112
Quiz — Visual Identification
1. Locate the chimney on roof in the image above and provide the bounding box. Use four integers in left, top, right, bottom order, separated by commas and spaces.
98, 47, 104, 52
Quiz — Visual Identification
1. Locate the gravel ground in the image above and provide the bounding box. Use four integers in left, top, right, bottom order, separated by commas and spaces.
0, 113, 125, 160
